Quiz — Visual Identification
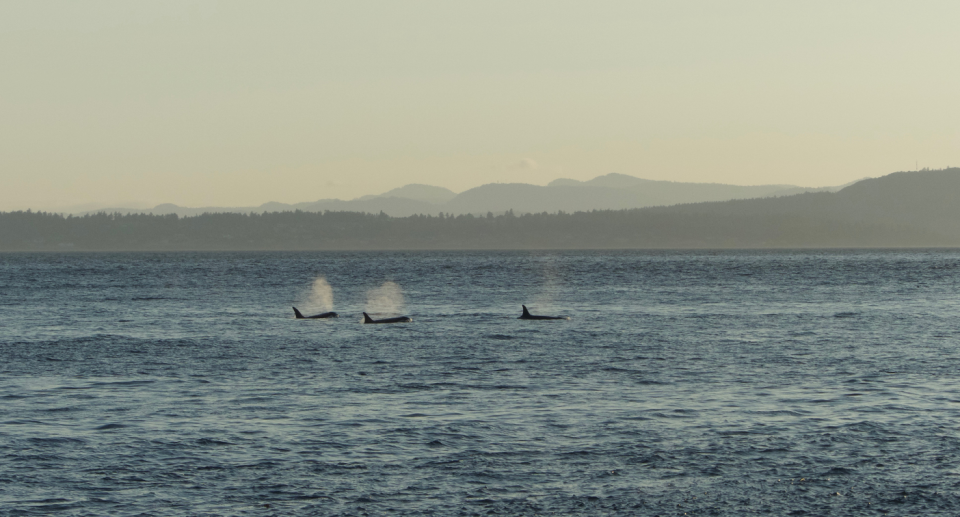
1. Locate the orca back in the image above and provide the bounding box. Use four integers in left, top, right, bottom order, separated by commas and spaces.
520, 305, 567, 320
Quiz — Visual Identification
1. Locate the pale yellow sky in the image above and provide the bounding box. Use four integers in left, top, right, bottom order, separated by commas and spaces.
1, 1, 958, 211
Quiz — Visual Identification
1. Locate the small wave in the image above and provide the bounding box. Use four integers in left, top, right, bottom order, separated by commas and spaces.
90, 380, 155, 388
560, 450, 595, 456
196, 438, 234, 446
650, 412, 698, 419
822, 466, 856, 476
397, 383, 434, 390
232, 396, 275, 403
18, 498, 72, 504
428, 382, 460, 387
28, 437, 86, 445
455, 384, 528, 391
833, 312, 859, 318
95, 423, 128, 430
746, 410, 805, 416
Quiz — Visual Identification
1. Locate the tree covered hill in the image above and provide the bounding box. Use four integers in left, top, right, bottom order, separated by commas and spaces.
2, 169, 958, 250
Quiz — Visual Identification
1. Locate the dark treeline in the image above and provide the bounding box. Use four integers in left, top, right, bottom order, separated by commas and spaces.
0, 207, 951, 251
3, 169, 959, 250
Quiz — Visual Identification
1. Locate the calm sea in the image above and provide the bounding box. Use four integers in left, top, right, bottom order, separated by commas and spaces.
2, 250, 960, 515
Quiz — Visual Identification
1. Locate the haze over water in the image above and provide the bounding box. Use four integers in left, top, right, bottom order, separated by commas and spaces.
2, 250, 960, 515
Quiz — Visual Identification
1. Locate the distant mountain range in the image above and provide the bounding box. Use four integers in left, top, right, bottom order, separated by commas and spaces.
642, 167, 960, 245
7, 168, 957, 250
82, 173, 854, 217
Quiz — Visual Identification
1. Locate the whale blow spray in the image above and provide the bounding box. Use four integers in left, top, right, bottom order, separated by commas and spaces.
306, 277, 334, 312
365, 281, 404, 317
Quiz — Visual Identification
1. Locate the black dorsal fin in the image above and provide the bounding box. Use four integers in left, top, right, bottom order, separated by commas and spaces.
293, 307, 304, 319
363, 312, 375, 324
522, 305, 531, 317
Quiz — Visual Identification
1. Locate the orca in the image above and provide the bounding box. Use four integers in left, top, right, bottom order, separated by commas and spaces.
363, 312, 412, 324
519, 305, 569, 320
293, 307, 338, 319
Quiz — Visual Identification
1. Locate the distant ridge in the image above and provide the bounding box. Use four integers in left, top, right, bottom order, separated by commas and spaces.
549, 172, 794, 190
649, 168, 960, 239
81, 173, 849, 218
5, 168, 958, 250
356, 184, 457, 204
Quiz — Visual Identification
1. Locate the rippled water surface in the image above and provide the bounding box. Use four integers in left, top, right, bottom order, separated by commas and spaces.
3, 250, 960, 515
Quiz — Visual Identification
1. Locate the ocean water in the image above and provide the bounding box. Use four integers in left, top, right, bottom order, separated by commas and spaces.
2, 250, 960, 516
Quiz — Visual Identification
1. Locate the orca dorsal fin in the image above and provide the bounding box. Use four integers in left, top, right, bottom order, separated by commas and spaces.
521, 305, 531, 317
293, 307, 304, 319
363, 312, 374, 324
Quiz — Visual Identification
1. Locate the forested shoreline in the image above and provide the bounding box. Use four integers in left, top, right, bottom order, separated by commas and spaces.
0, 206, 952, 251
4, 169, 959, 250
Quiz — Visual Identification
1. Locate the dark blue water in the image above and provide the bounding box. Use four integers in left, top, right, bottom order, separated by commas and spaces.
2, 250, 960, 515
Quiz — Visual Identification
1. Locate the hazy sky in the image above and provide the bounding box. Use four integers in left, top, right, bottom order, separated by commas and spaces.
2, 1, 958, 211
